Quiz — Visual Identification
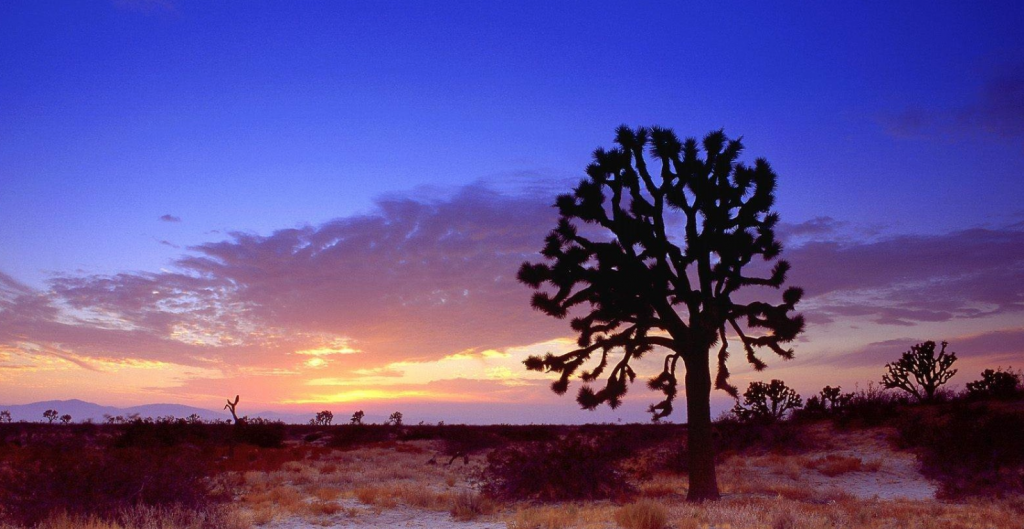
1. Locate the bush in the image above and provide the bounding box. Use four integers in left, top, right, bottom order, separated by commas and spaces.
0, 440, 218, 525
835, 383, 906, 427
713, 415, 804, 455
897, 402, 1024, 497
234, 420, 286, 448
482, 434, 632, 501
327, 424, 394, 449
967, 368, 1023, 401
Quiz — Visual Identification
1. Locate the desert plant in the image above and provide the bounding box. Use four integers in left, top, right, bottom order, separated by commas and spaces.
43, 409, 59, 423
310, 410, 334, 426
0, 409, 11, 423
59, 414, 72, 425
482, 434, 632, 501
881, 340, 957, 402
732, 380, 803, 422
518, 127, 804, 500
966, 368, 1022, 401
224, 395, 241, 424
386, 411, 403, 426
351, 410, 364, 425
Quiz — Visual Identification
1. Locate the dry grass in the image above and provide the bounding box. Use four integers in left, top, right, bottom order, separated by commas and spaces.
449, 490, 497, 521
615, 499, 668, 529
808, 454, 864, 476
26, 427, 1001, 529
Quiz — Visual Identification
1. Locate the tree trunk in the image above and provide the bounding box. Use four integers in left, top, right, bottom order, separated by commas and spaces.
684, 350, 720, 501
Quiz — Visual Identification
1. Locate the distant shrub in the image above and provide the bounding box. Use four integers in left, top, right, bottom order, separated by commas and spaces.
233, 420, 286, 448
713, 415, 804, 455
328, 424, 394, 449
482, 434, 632, 501
966, 368, 1023, 401
835, 382, 906, 427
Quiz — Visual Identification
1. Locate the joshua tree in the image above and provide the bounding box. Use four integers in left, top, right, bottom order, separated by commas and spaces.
224, 395, 241, 424
386, 411, 403, 427
966, 368, 1022, 400
0, 410, 11, 423
805, 385, 854, 415
881, 341, 957, 402
731, 379, 803, 421
43, 409, 59, 423
350, 410, 365, 425
311, 410, 334, 426
519, 127, 804, 500
186, 413, 203, 424
59, 414, 72, 425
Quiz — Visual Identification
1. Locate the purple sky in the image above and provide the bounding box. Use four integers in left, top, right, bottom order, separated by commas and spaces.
1, 1, 1022, 423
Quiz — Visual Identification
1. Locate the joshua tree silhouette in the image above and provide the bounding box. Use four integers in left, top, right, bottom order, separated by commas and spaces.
731, 379, 803, 421
882, 341, 957, 402
224, 395, 241, 424
519, 126, 804, 501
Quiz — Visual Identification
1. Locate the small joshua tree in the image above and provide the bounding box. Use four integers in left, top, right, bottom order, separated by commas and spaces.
732, 379, 803, 422
809, 385, 853, 414
966, 368, 1022, 400
386, 411, 403, 427
224, 395, 241, 424
43, 409, 58, 423
310, 410, 334, 426
881, 341, 957, 402
186, 413, 203, 424
59, 414, 72, 425
350, 410, 365, 425
0, 410, 11, 423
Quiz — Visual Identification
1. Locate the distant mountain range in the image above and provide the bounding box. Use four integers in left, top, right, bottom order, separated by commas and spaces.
0, 399, 327, 424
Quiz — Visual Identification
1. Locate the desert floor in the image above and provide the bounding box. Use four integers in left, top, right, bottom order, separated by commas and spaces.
221, 423, 1022, 529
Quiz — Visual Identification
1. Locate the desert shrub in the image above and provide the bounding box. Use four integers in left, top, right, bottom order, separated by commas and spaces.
897, 402, 1024, 497
482, 434, 632, 501
327, 424, 394, 449
807, 454, 863, 477
835, 383, 906, 427
713, 415, 804, 455
114, 418, 211, 448
966, 368, 1023, 401
233, 420, 286, 448
0, 440, 218, 525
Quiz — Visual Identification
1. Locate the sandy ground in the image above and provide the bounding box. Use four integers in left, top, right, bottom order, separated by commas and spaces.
729, 424, 938, 501
246, 424, 941, 528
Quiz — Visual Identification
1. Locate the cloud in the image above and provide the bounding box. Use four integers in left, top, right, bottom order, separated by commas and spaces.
2, 181, 1023, 408
787, 225, 1024, 325
881, 63, 1024, 141
159, 214, 182, 223
1, 184, 565, 382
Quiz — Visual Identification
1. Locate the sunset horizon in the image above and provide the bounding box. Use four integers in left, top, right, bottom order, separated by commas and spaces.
2, 1, 1022, 426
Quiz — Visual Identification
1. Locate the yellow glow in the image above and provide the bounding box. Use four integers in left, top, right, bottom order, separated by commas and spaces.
305, 357, 327, 368
295, 345, 360, 356
283, 388, 478, 404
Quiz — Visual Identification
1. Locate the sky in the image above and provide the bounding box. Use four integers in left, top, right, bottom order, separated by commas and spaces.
1, 1, 1022, 423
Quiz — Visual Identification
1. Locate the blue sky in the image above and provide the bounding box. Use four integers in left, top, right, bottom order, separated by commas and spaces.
1, 2, 1022, 420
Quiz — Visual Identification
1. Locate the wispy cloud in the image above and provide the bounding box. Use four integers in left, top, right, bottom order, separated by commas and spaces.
1, 183, 1021, 408
159, 214, 182, 223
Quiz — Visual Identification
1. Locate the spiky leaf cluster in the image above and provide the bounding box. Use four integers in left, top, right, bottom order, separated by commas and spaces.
881, 341, 957, 402
518, 127, 805, 419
